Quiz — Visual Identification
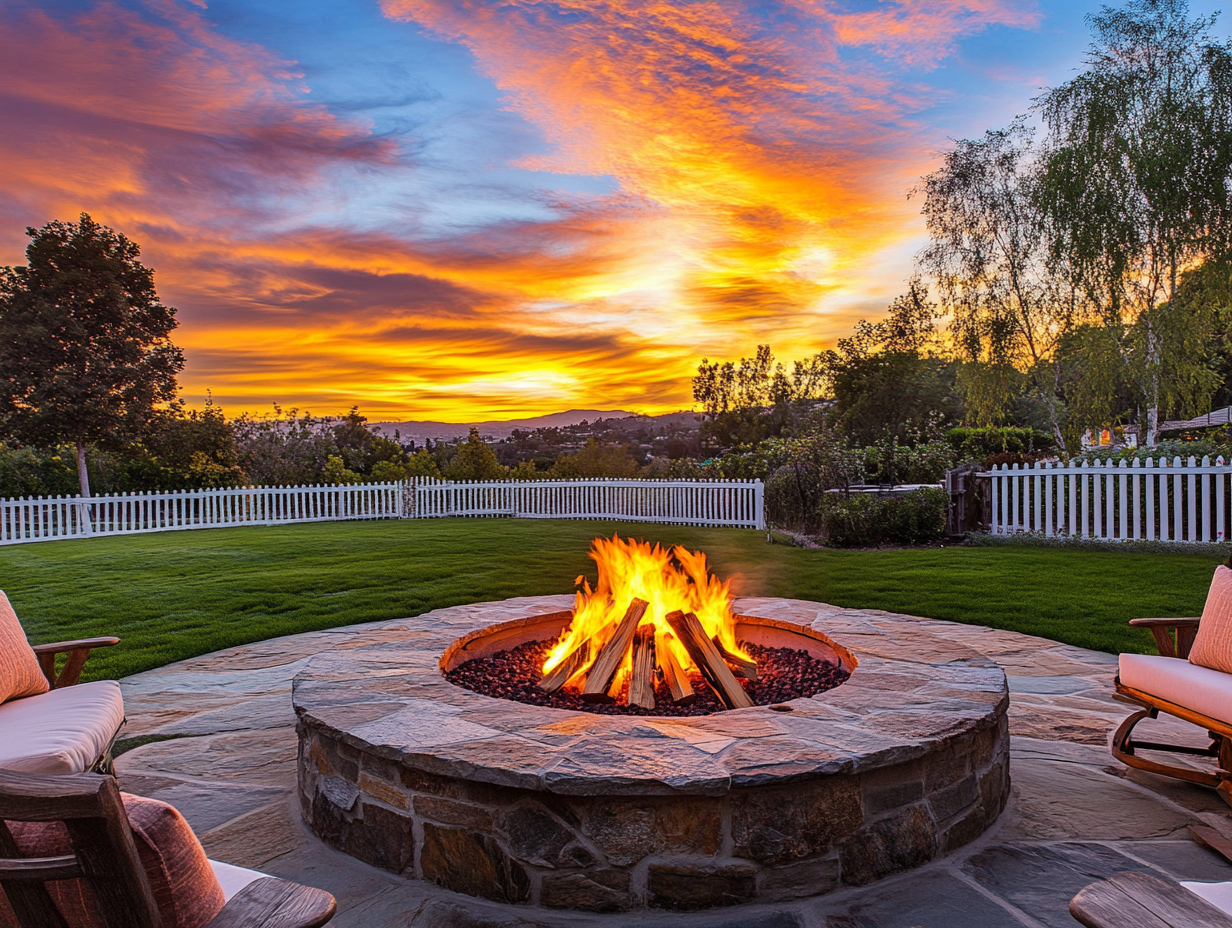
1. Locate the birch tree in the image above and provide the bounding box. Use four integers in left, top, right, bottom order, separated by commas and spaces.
916, 120, 1080, 448
1035, 0, 1232, 444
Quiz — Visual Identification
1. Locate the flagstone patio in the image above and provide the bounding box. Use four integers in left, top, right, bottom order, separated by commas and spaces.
115, 597, 1232, 927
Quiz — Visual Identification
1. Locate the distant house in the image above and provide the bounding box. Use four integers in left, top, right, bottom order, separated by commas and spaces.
1156, 406, 1232, 435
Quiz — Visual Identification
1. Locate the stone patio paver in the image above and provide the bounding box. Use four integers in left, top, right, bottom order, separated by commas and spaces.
115, 597, 1232, 927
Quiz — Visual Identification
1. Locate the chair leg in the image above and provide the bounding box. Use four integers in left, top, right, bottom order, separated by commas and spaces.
1219, 737, 1232, 809
1111, 708, 1224, 789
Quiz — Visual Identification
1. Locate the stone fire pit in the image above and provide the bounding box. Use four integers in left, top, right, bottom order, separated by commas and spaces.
294, 596, 1009, 912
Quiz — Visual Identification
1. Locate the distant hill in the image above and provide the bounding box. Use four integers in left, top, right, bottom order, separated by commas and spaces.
601, 411, 703, 432
373, 409, 640, 443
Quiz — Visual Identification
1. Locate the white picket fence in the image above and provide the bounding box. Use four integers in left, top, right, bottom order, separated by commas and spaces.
0, 477, 764, 545
0, 483, 406, 545
989, 456, 1232, 543
410, 478, 764, 528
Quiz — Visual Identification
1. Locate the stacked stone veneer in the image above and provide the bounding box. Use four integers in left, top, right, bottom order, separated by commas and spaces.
294, 597, 1010, 912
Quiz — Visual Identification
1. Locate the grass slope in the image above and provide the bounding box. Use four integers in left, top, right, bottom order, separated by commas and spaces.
0, 519, 1221, 681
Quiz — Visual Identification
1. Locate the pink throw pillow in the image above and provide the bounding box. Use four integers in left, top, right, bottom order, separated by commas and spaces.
1189, 565, 1232, 674
0, 793, 225, 928
0, 591, 50, 703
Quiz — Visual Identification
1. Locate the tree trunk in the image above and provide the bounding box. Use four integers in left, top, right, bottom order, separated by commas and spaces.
1145, 317, 1160, 448
75, 440, 92, 498
1043, 364, 1067, 452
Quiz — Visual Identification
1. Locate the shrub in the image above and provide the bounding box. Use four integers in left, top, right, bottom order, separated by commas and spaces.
862, 439, 954, 485
1073, 439, 1228, 464
818, 488, 948, 547
551, 438, 640, 477
765, 463, 827, 534
0, 443, 80, 498
443, 428, 507, 480
324, 454, 362, 485
947, 427, 1053, 461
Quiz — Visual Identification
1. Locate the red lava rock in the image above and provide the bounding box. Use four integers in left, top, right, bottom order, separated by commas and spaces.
444, 639, 850, 717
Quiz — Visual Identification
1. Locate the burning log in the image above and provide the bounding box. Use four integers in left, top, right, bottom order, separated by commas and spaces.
582, 598, 649, 703
657, 635, 696, 706
537, 639, 592, 694
712, 636, 758, 682
627, 624, 656, 709
665, 611, 754, 710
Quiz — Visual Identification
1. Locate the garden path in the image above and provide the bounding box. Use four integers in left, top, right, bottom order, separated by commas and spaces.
115, 597, 1232, 928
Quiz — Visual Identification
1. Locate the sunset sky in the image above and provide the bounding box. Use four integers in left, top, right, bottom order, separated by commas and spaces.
3, 0, 1227, 422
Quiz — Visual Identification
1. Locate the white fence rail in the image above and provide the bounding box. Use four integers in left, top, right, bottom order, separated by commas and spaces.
989, 456, 1231, 543
410, 478, 764, 529
1, 477, 764, 545
0, 483, 404, 545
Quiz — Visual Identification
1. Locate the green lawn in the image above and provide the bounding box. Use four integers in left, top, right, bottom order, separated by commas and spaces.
0, 519, 1221, 681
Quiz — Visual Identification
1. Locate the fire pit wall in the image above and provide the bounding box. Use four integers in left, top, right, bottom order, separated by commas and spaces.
295, 604, 1010, 913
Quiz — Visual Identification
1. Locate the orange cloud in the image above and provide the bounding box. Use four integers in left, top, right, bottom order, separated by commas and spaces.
0, 0, 1040, 421
381, 0, 1041, 364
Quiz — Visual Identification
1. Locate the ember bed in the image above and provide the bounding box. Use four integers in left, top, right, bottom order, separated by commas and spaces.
294, 599, 1009, 912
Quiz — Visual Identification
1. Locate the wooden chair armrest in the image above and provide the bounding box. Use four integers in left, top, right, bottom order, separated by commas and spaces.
1128, 619, 1201, 660
31, 637, 121, 655
1070, 871, 1230, 928
205, 877, 335, 928
31, 637, 120, 689
0, 771, 115, 820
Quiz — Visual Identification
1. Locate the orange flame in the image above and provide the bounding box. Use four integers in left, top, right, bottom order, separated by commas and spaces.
543, 534, 746, 690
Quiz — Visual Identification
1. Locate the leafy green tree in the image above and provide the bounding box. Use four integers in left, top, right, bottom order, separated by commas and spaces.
330, 406, 407, 475
916, 121, 1079, 446
142, 399, 245, 487
404, 448, 442, 479
1180, 259, 1232, 408
508, 460, 540, 479
0, 214, 184, 495
443, 428, 506, 480
323, 454, 362, 485
232, 407, 341, 486
0, 443, 80, 499
1036, 0, 1232, 443
370, 448, 442, 481
821, 280, 960, 445
551, 438, 640, 477
692, 346, 825, 448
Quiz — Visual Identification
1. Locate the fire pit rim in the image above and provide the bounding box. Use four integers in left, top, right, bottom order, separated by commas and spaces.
292, 595, 1008, 798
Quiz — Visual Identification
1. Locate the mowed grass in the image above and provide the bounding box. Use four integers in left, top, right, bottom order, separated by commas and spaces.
0, 518, 1222, 681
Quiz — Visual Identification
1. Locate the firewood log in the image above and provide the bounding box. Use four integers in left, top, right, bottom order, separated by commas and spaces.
582, 599, 649, 703
657, 636, 696, 706
627, 624, 656, 709
712, 635, 758, 682
665, 611, 754, 709
537, 639, 592, 693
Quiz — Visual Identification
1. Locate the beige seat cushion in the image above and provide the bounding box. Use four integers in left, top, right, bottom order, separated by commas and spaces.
1120, 652, 1232, 726
209, 859, 266, 902
1182, 881, 1232, 917
0, 680, 124, 774
1190, 565, 1232, 674
0, 591, 49, 704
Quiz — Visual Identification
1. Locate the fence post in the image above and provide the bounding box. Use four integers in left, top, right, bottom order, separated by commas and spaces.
1219, 456, 1227, 543
991, 465, 1000, 534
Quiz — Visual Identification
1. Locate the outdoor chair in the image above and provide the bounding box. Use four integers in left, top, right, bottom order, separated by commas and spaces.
1112, 566, 1232, 807
1070, 871, 1232, 927
0, 768, 336, 928
0, 591, 124, 775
